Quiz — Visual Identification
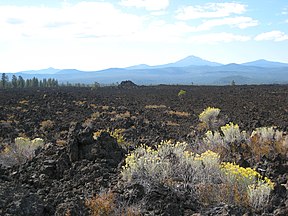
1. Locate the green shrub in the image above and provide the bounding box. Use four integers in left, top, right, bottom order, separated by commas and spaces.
177, 89, 186, 97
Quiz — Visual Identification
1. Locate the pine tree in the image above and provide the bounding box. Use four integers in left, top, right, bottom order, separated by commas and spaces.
17, 76, 25, 88
12, 75, 18, 88
1, 73, 9, 89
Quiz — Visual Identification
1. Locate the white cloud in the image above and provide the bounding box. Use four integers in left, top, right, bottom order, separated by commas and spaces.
255, 31, 288, 41
176, 3, 246, 20
120, 0, 169, 11
188, 33, 250, 43
0, 2, 143, 40
197, 16, 258, 31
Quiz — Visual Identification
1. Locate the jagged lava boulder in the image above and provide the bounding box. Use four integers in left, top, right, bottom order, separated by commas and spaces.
0, 123, 126, 216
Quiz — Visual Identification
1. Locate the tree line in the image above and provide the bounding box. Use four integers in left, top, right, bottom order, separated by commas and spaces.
0, 73, 59, 89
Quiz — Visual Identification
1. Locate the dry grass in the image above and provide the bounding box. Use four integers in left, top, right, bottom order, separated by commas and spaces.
166, 121, 180, 126
18, 100, 29, 105
145, 104, 167, 109
85, 191, 141, 216
56, 139, 67, 146
86, 191, 115, 216
90, 103, 97, 109
73, 100, 87, 106
166, 110, 190, 117
101, 106, 110, 110
40, 120, 54, 130
91, 112, 101, 119
114, 111, 131, 120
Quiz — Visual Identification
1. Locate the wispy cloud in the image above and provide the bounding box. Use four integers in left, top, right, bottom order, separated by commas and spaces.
176, 3, 246, 20
197, 16, 258, 31
120, 0, 169, 11
44, 22, 73, 28
6, 17, 24, 24
255, 31, 288, 41
188, 32, 250, 43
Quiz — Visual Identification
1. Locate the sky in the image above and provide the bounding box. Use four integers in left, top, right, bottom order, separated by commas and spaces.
0, 0, 288, 72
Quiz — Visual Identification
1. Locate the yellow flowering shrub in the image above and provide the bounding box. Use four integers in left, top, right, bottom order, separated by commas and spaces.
201, 120, 287, 163
122, 141, 188, 184
121, 141, 274, 209
198, 107, 221, 129
93, 128, 128, 148
220, 122, 246, 144
221, 162, 274, 207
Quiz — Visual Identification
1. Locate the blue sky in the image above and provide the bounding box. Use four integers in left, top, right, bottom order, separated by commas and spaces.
0, 0, 287, 72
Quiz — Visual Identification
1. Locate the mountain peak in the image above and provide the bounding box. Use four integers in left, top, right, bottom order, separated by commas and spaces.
173, 55, 222, 67
242, 59, 288, 68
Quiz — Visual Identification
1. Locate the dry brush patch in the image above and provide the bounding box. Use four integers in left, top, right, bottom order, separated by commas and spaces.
85, 191, 140, 216
144, 104, 167, 109
166, 110, 190, 117
0, 137, 44, 167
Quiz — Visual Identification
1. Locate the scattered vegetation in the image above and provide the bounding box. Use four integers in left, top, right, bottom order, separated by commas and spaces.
198, 106, 221, 130
177, 89, 186, 97
0, 137, 44, 167
121, 140, 274, 209
144, 104, 167, 109
166, 110, 190, 117
120, 106, 287, 211
85, 191, 140, 216
93, 129, 127, 148
40, 120, 54, 131
86, 191, 116, 216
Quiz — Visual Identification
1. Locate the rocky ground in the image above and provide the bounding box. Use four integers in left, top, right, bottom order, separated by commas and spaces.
0, 84, 287, 215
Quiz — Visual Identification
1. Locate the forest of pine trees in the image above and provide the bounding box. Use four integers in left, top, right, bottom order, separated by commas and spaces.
0, 73, 59, 89
0, 73, 102, 89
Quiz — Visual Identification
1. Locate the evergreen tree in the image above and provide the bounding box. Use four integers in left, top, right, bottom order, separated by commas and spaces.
17, 76, 25, 88
1, 73, 8, 89
12, 75, 18, 88
43, 78, 47, 87
32, 77, 39, 87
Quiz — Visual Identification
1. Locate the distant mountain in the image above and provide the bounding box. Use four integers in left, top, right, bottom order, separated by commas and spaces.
19, 67, 60, 74
4, 55, 288, 85
242, 59, 288, 68
126, 64, 151, 70
165, 55, 222, 67
127, 55, 222, 70
56, 69, 84, 75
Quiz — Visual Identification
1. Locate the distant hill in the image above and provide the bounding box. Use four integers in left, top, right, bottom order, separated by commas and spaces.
4, 55, 288, 85
19, 67, 60, 74
241, 59, 288, 68
126, 64, 151, 70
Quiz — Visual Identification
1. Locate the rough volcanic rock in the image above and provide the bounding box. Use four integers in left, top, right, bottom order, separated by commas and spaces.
0, 85, 287, 215
118, 80, 138, 89
0, 123, 125, 215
